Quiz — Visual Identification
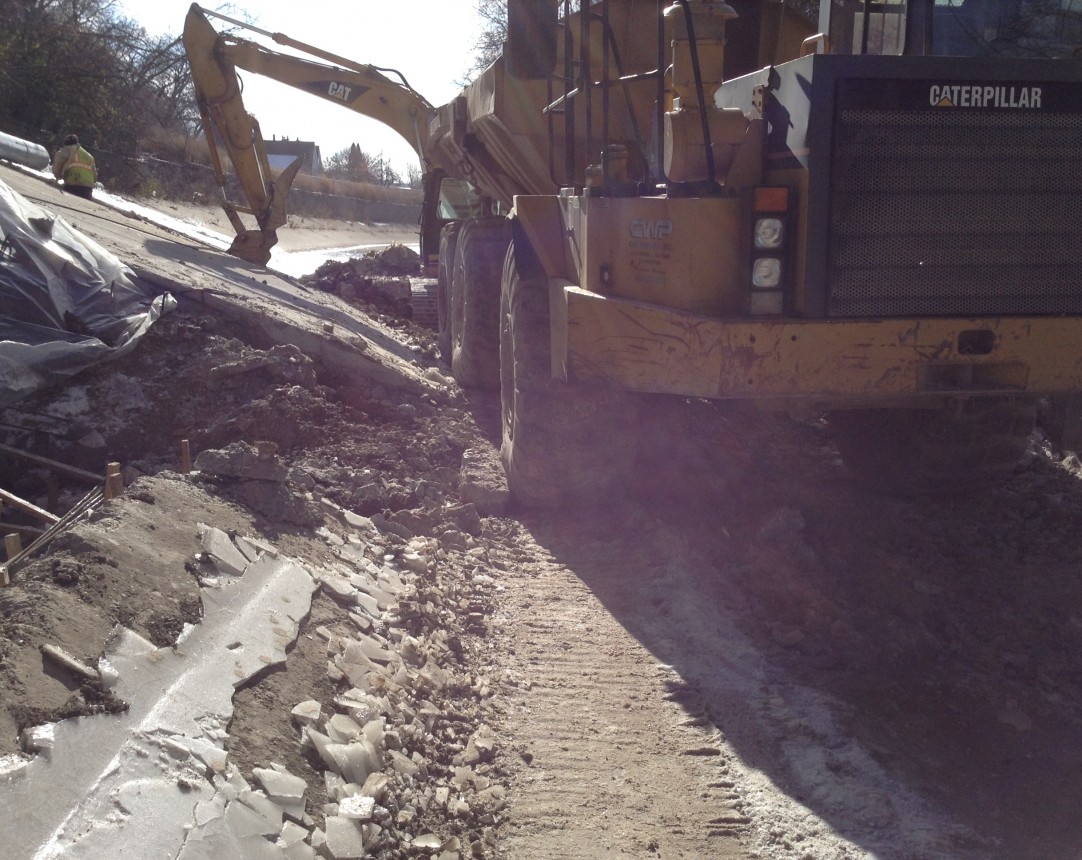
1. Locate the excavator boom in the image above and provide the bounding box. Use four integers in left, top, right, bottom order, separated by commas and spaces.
182, 3, 434, 264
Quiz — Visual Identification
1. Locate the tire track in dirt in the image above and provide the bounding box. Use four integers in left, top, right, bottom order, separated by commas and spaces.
487, 542, 749, 859
474, 484, 998, 860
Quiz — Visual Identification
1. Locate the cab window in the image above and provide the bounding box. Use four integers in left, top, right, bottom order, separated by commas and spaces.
829, 0, 910, 54
932, 0, 1082, 57
437, 178, 482, 220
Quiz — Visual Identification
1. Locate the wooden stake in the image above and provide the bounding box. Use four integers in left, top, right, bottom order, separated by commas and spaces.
104, 462, 124, 500
4, 532, 22, 561
1, 566, 9, 587
180, 439, 192, 473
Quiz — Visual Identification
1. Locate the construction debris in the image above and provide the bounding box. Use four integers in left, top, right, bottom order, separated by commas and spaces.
0, 177, 175, 408
0, 470, 503, 860
301, 245, 427, 330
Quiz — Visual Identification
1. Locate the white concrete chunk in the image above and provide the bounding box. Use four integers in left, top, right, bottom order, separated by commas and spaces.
340, 639, 379, 671
222, 793, 281, 839
322, 574, 358, 603
327, 713, 364, 743
329, 739, 381, 785
254, 766, 307, 801
351, 589, 381, 617
400, 551, 429, 574
324, 770, 346, 800
341, 509, 374, 530
336, 543, 368, 566
378, 566, 408, 592
324, 816, 367, 859
348, 610, 374, 632
234, 534, 275, 562
351, 574, 398, 609
316, 526, 346, 547
389, 749, 420, 777
353, 633, 393, 664
198, 524, 250, 576
338, 794, 376, 821
0, 753, 30, 782
291, 700, 322, 725
474, 784, 507, 813
362, 718, 385, 750
20, 724, 55, 755
283, 839, 318, 860
360, 771, 390, 800
279, 819, 309, 847
108, 626, 158, 657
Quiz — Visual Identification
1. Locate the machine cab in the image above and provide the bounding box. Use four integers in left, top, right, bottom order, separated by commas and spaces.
823, 0, 1082, 58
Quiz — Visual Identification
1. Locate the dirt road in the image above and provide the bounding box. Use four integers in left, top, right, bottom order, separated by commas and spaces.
2, 164, 1082, 859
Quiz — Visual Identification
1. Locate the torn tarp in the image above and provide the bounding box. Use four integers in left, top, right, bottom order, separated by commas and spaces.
0, 177, 173, 407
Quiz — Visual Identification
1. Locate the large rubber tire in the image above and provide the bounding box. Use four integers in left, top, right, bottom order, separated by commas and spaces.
499, 245, 638, 508
829, 398, 1037, 495
450, 217, 510, 390
436, 221, 464, 363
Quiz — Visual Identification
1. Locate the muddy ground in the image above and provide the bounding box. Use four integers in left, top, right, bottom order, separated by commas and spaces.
2, 197, 1082, 858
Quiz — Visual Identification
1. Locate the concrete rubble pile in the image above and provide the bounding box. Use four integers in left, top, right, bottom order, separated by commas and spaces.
302, 246, 422, 326
187, 442, 509, 859
1, 436, 509, 860
294, 524, 506, 860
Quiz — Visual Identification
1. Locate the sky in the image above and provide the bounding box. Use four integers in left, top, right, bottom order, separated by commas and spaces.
118, 0, 488, 178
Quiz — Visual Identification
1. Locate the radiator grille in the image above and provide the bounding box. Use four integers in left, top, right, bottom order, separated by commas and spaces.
828, 108, 1082, 317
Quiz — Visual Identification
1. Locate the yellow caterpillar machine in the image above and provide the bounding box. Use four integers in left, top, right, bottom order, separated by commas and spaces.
184, 1, 1082, 505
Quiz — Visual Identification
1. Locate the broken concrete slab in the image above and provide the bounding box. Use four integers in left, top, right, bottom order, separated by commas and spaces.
198, 523, 251, 576
194, 441, 289, 482
338, 794, 376, 821
253, 766, 307, 805
0, 545, 317, 859
186, 287, 438, 399
291, 700, 322, 726
0, 168, 434, 403
324, 816, 367, 859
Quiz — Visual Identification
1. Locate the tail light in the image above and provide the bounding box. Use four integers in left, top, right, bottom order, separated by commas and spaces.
748, 187, 790, 316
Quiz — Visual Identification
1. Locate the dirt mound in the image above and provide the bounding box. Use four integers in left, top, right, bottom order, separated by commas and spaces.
301, 245, 428, 336
0, 286, 522, 856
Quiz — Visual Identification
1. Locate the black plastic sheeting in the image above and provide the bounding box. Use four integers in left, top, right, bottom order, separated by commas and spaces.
0, 178, 174, 408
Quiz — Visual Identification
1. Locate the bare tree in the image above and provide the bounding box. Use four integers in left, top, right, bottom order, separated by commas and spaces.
0, 0, 196, 150
325, 145, 402, 186
325, 144, 377, 183
461, 0, 507, 84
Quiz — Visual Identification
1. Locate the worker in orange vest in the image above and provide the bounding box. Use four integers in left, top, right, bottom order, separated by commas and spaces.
51, 134, 98, 199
